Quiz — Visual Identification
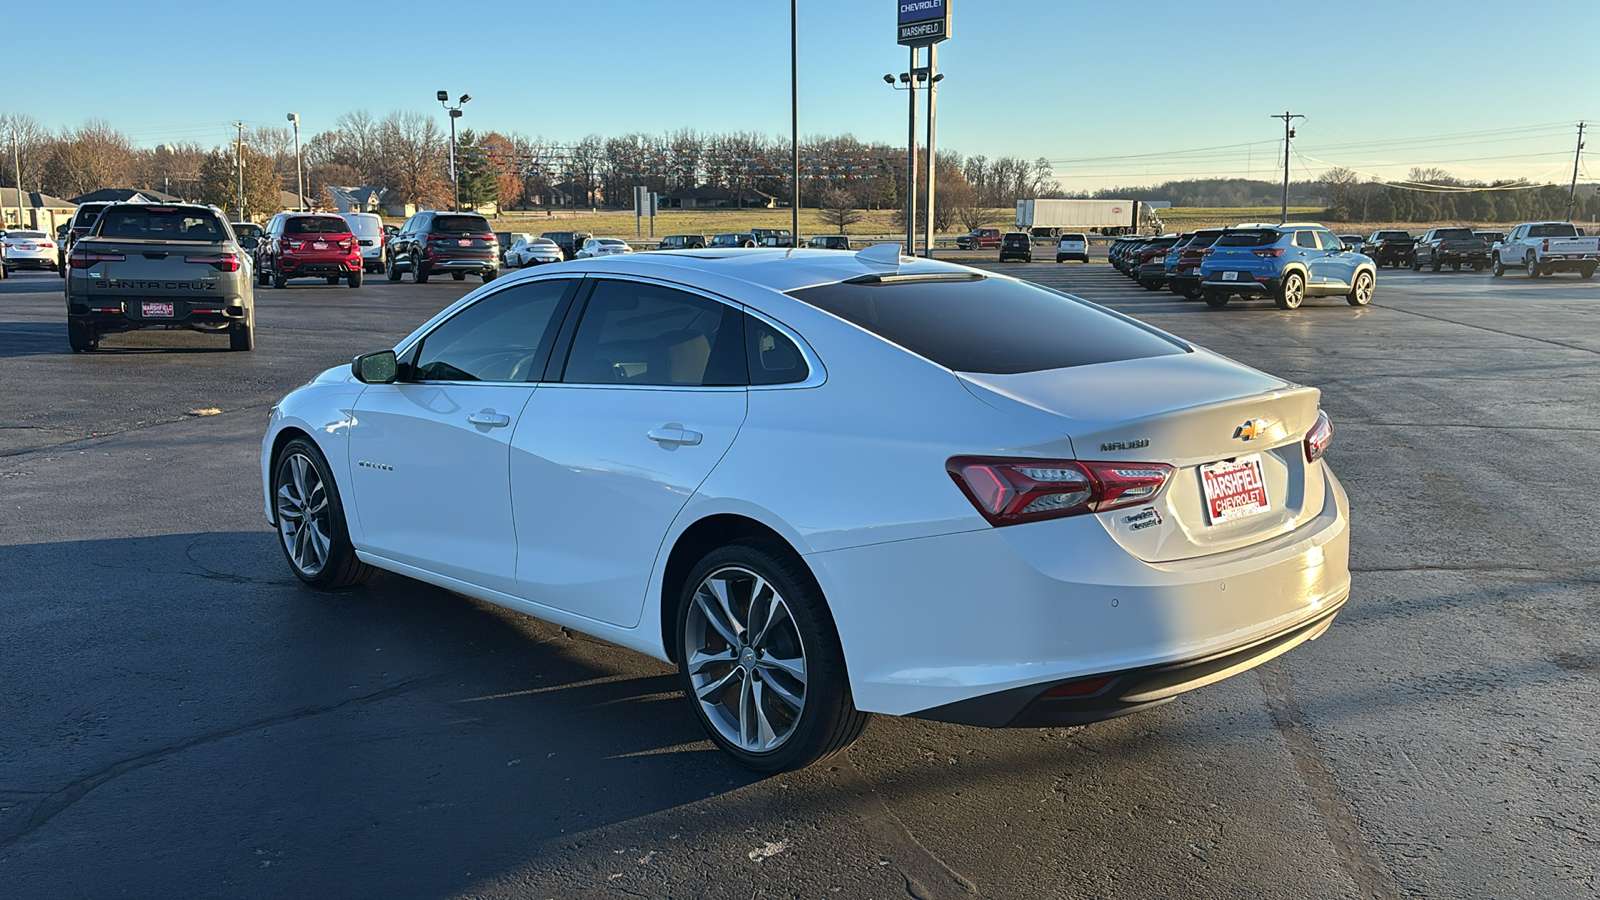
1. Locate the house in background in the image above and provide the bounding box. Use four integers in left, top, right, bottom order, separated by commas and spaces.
69, 188, 182, 205
2, 189, 78, 232
658, 186, 777, 210
325, 186, 392, 215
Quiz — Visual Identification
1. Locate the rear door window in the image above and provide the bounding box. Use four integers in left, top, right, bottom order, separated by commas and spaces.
561, 280, 746, 387
1293, 231, 1318, 249
746, 315, 808, 386
790, 276, 1186, 375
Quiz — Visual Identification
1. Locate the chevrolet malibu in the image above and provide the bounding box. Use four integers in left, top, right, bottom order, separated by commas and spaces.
261, 245, 1351, 772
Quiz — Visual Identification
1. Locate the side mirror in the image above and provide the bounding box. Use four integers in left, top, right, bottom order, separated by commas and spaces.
351, 350, 398, 384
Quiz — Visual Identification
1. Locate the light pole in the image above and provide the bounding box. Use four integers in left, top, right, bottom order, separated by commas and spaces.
155, 143, 174, 197
287, 113, 305, 211
11, 126, 24, 229
438, 91, 471, 212
1271, 111, 1304, 224
232, 122, 247, 222
884, 64, 934, 256
790, 0, 800, 248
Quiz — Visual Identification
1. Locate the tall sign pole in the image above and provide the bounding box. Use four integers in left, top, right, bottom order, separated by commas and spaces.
288, 113, 305, 211
11, 128, 24, 229
897, 0, 951, 257
232, 123, 247, 221
790, 0, 800, 248
1270, 111, 1303, 224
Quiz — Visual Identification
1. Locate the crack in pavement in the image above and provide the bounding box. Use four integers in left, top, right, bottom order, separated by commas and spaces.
0, 670, 455, 851
834, 753, 978, 899
1257, 661, 1400, 900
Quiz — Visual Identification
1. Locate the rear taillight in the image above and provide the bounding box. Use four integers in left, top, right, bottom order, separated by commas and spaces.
185, 253, 240, 272
1202, 248, 1215, 256
40, 241, 54, 249
426, 233, 448, 244
1304, 410, 1333, 463
278, 238, 294, 253
1253, 248, 1286, 258
1542, 239, 1549, 252
69, 248, 125, 268
947, 457, 1174, 527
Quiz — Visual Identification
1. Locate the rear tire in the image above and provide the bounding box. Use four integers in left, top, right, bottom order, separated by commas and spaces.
413, 264, 429, 284
451, 271, 465, 281
1203, 291, 1230, 308
1431, 258, 1442, 272
386, 256, 401, 281
326, 276, 340, 285
271, 437, 375, 589
675, 540, 868, 773
67, 319, 97, 352
257, 269, 269, 286
229, 320, 254, 351
1275, 272, 1305, 310
1582, 265, 1596, 280
272, 271, 287, 289
1527, 255, 1540, 278
481, 269, 497, 282
348, 268, 362, 288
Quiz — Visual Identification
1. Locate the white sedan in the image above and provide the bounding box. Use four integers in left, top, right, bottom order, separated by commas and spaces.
574, 237, 632, 259
260, 245, 1351, 772
505, 235, 563, 268
2, 230, 60, 273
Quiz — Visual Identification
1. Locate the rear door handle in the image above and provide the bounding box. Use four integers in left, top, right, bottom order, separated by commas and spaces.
468, 410, 510, 427
647, 425, 703, 446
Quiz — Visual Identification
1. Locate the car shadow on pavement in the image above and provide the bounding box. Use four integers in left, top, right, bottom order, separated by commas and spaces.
0, 322, 235, 356
0, 531, 764, 898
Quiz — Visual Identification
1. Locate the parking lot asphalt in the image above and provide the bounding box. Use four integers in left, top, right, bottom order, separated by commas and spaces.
3, 260, 1598, 899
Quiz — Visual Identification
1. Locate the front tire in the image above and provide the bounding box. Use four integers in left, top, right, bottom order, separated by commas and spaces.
1275, 272, 1305, 310
676, 540, 867, 773
1347, 270, 1374, 306
272, 437, 374, 589
1492, 254, 1504, 277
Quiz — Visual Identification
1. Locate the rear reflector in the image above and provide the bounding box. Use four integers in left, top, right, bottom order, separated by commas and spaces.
1043, 676, 1114, 697
947, 456, 1173, 527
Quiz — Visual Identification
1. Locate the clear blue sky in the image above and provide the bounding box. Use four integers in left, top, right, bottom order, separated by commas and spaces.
12, 0, 1598, 189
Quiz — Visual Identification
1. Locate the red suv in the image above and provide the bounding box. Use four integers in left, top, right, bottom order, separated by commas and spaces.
257, 213, 364, 288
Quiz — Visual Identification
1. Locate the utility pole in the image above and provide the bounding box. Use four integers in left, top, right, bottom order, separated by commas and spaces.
1568, 121, 1580, 219
288, 113, 305, 211
790, 0, 800, 248
231, 123, 247, 222
1270, 111, 1304, 224
905, 45, 919, 256
11, 127, 23, 229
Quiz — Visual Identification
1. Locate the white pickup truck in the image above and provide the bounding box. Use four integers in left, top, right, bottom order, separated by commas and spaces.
1491, 222, 1599, 279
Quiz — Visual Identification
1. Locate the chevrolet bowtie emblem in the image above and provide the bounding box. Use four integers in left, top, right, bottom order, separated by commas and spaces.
1234, 419, 1269, 441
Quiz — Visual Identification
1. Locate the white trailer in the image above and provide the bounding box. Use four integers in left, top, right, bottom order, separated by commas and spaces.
1015, 199, 1148, 237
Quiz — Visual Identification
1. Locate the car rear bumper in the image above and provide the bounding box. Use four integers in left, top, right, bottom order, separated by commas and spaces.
1137, 264, 1167, 281
67, 296, 249, 330
810, 469, 1352, 722
423, 253, 496, 271
1201, 273, 1279, 295
281, 256, 359, 275
4, 255, 57, 269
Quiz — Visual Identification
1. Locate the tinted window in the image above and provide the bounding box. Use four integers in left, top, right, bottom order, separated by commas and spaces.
1528, 223, 1578, 238
431, 215, 491, 234
1293, 231, 1318, 249
285, 216, 351, 235
1216, 229, 1280, 248
562, 280, 745, 387
1062, 233, 1086, 242
1434, 228, 1474, 240
1187, 231, 1224, 248
746, 315, 808, 385
412, 279, 572, 382
790, 276, 1186, 375
1376, 231, 1410, 241
96, 207, 227, 241
342, 216, 382, 236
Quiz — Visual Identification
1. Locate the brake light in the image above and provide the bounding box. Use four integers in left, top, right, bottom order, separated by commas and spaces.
1253, 248, 1286, 258
947, 457, 1174, 526
426, 233, 448, 244
1202, 248, 1215, 256
40, 241, 54, 249
69, 248, 126, 268
1542, 239, 1549, 252
1304, 410, 1333, 463
185, 253, 240, 272
278, 238, 295, 253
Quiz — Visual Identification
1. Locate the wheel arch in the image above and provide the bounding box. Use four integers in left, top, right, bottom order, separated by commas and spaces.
265, 425, 318, 525
658, 513, 819, 666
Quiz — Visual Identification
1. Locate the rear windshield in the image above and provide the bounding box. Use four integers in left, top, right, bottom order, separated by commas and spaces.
1216, 229, 1280, 247
790, 276, 1186, 375
342, 216, 382, 236
1375, 231, 1411, 240
1527, 223, 1578, 238
1186, 231, 1224, 248
1060, 233, 1086, 242
286, 216, 352, 235
432, 215, 491, 234
1434, 228, 1475, 240
6, 231, 46, 239
96, 207, 227, 241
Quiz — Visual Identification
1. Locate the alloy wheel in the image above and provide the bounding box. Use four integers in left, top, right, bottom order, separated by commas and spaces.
684, 565, 808, 753
275, 451, 331, 577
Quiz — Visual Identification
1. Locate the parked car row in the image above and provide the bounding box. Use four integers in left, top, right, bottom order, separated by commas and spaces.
1110, 224, 1378, 311
1351, 225, 1596, 278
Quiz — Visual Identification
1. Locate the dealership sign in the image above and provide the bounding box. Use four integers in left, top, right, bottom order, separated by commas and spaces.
897, 0, 951, 46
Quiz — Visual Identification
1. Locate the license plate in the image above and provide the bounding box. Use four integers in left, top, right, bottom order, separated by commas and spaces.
313, 241, 328, 250
141, 302, 174, 318
1221, 271, 1239, 281
1567, 254, 1582, 260
1200, 454, 1270, 524
458, 239, 472, 246
19, 244, 35, 250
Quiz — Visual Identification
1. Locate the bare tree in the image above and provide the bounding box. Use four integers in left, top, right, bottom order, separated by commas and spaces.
42, 121, 135, 199
1318, 166, 1360, 219
308, 162, 363, 208
196, 146, 280, 221
0, 113, 52, 194
378, 111, 448, 208
817, 188, 862, 233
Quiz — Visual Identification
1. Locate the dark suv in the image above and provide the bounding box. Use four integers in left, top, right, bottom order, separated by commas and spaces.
998, 232, 1033, 262
258, 213, 364, 288
539, 230, 594, 261
657, 234, 707, 250
389, 211, 499, 283
58, 202, 115, 278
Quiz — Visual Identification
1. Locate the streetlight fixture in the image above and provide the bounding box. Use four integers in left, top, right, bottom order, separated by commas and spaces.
883, 65, 943, 258
438, 91, 471, 212
287, 113, 305, 211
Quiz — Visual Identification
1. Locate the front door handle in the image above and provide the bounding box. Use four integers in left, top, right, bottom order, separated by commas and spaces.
647, 425, 703, 446
468, 410, 510, 427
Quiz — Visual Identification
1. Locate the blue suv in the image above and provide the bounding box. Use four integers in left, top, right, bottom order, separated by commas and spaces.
1198, 223, 1377, 310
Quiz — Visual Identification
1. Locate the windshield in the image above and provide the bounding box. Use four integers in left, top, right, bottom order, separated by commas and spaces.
432, 215, 491, 234
1527, 223, 1578, 238
285, 216, 352, 235
790, 276, 1186, 375
1216, 229, 1280, 247
96, 206, 228, 241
